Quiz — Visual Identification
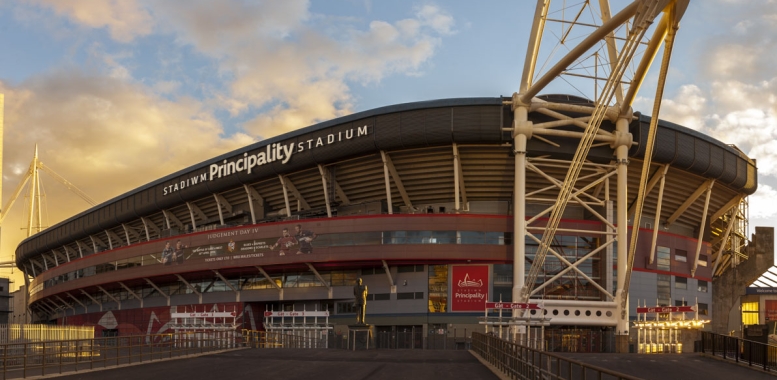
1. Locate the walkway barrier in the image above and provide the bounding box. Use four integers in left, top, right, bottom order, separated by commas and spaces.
0, 325, 94, 344
242, 330, 323, 348
0, 331, 238, 379
700, 331, 777, 372
470, 332, 640, 380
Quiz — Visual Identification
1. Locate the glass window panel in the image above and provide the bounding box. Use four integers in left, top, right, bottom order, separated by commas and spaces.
352, 232, 382, 245
432, 231, 456, 244
675, 250, 687, 262
698, 280, 708, 293
485, 232, 504, 245
675, 276, 687, 289
656, 247, 671, 271
428, 265, 448, 313
459, 231, 485, 244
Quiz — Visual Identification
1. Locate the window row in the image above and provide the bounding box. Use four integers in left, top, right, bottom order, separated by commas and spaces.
36, 230, 512, 293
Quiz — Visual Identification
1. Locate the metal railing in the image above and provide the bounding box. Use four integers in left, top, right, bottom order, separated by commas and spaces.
0, 331, 240, 379
0, 325, 94, 344
242, 330, 324, 348
700, 331, 777, 372
470, 332, 641, 380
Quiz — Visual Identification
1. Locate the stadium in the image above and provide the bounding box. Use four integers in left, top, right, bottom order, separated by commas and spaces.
14, 92, 758, 351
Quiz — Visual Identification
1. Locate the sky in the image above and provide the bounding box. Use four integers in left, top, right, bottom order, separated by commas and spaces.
0, 0, 775, 290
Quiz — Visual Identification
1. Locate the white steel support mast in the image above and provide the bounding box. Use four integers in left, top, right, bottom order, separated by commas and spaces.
508, 0, 689, 351
0, 145, 97, 237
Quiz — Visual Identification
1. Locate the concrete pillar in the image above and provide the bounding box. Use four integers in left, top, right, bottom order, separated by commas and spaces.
712, 227, 774, 335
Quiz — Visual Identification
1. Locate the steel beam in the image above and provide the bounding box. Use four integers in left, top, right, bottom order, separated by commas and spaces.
144, 278, 170, 306
279, 175, 292, 217
213, 270, 240, 302
306, 263, 332, 299
66, 292, 88, 312
79, 290, 102, 311
318, 165, 332, 218
666, 180, 713, 226
97, 286, 121, 310
244, 184, 263, 224
710, 195, 744, 224
214, 194, 225, 225
649, 164, 670, 264
692, 180, 715, 277
283, 176, 310, 210
118, 281, 143, 308
175, 274, 202, 304
255, 266, 283, 300
381, 260, 396, 293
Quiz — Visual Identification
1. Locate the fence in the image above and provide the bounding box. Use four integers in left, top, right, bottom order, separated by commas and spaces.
0, 331, 239, 379
470, 332, 640, 380
0, 325, 94, 344
700, 331, 777, 372
242, 330, 325, 348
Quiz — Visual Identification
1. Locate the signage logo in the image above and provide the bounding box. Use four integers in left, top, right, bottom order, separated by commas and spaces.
451, 265, 489, 312
163, 125, 370, 196
457, 273, 483, 288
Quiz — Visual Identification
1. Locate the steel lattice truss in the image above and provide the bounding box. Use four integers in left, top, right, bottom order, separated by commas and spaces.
504, 0, 738, 333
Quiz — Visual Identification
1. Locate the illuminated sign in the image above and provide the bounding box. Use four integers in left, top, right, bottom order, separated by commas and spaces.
636, 306, 695, 313
163, 125, 370, 196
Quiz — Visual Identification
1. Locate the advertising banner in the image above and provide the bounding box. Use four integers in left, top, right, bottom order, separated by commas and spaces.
152, 224, 320, 267
451, 265, 489, 312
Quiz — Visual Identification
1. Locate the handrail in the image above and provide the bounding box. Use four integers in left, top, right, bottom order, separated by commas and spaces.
241, 330, 326, 349
470, 332, 641, 380
0, 331, 240, 379
700, 331, 777, 372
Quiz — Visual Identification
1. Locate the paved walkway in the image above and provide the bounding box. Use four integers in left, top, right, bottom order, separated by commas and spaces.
32, 349, 776, 380
51, 349, 500, 380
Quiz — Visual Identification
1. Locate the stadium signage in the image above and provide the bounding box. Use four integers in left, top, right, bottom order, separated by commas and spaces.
171, 312, 236, 318
635, 306, 695, 313
451, 265, 489, 312
485, 302, 541, 310
163, 125, 370, 196
746, 287, 777, 295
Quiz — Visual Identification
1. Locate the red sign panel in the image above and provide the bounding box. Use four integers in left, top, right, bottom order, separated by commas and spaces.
766, 300, 777, 322
485, 302, 541, 310
636, 306, 695, 313
451, 265, 489, 311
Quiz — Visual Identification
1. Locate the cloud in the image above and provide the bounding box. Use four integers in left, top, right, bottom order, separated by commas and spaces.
0, 70, 252, 205
18, 0, 455, 140
22, 0, 153, 42
151, 1, 453, 138
640, 1, 777, 184
750, 184, 777, 220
